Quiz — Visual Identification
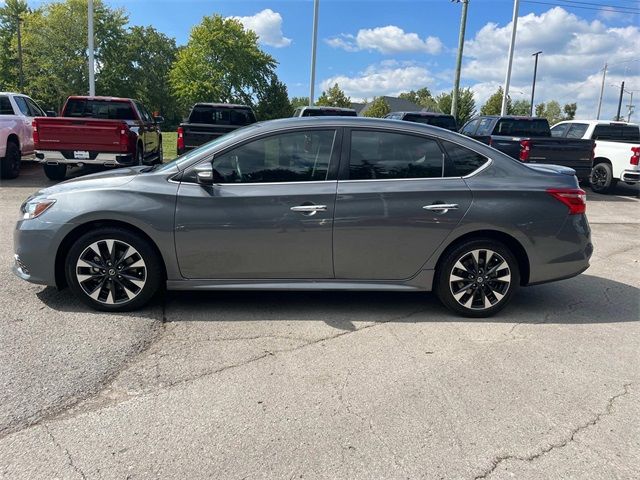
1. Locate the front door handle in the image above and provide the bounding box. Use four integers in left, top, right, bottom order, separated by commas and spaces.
290, 204, 327, 216
423, 203, 459, 214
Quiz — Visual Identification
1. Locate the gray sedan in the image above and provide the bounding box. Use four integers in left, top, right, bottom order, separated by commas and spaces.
13, 117, 592, 317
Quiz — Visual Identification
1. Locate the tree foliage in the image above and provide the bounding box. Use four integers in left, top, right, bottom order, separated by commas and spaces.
535, 100, 571, 125
510, 99, 532, 116
0, 0, 29, 91
170, 15, 276, 110
362, 97, 390, 118
435, 88, 476, 126
398, 87, 438, 110
256, 76, 291, 120
480, 87, 511, 116
290, 96, 310, 109
315, 83, 351, 108
563, 102, 577, 120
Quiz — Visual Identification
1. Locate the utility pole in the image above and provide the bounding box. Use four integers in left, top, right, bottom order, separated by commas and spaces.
16, 16, 24, 91
501, 0, 520, 116
616, 81, 624, 121
309, 0, 319, 106
451, 0, 469, 121
627, 91, 634, 122
596, 62, 607, 120
530, 51, 542, 117
88, 0, 95, 96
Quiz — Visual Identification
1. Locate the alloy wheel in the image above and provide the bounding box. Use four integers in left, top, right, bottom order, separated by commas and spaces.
76, 239, 147, 305
449, 249, 511, 310
590, 165, 608, 188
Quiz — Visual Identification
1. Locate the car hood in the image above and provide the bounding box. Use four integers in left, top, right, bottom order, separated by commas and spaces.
36, 166, 146, 197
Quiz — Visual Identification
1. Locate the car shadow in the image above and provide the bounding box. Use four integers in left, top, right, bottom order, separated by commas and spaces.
586, 182, 639, 202
4, 162, 104, 189
36, 274, 639, 330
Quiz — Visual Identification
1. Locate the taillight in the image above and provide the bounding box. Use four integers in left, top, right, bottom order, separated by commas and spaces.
519, 140, 531, 162
177, 127, 184, 152
119, 124, 129, 147
547, 188, 586, 215
32, 119, 39, 145
631, 146, 640, 166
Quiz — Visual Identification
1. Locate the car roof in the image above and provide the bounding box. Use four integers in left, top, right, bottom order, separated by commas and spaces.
554, 119, 639, 127
477, 115, 547, 120
298, 106, 356, 112
66, 96, 134, 102
193, 103, 253, 109
391, 111, 454, 118
0, 92, 27, 96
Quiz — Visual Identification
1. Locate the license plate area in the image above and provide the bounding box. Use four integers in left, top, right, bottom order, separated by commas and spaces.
73, 151, 90, 159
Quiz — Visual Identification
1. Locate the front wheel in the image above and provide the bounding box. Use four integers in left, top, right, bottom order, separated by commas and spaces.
435, 239, 520, 318
65, 228, 163, 311
590, 162, 616, 194
43, 164, 67, 181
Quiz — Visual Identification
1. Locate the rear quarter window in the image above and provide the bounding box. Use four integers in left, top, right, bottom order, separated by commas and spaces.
441, 140, 489, 177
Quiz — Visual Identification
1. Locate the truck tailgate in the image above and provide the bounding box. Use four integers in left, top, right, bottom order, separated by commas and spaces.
527, 138, 593, 169
35, 118, 127, 152
182, 123, 236, 148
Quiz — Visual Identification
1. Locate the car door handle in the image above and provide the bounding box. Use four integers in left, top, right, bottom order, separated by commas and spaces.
423, 203, 459, 213
290, 205, 327, 216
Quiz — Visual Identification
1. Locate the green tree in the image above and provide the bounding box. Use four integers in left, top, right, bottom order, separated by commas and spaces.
535, 100, 564, 125
256, 76, 291, 120
290, 96, 309, 109
170, 15, 276, 109
0, 0, 29, 91
480, 87, 511, 116
398, 87, 438, 110
510, 99, 532, 116
362, 97, 390, 118
316, 83, 351, 108
563, 102, 577, 120
18, 0, 129, 110
435, 88, 476, 126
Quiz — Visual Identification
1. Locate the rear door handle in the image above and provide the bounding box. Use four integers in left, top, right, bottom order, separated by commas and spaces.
290, 205, 327, 216
423, 204, 459, 213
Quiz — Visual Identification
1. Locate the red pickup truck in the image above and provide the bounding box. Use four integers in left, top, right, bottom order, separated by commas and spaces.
33, 96, 163, 180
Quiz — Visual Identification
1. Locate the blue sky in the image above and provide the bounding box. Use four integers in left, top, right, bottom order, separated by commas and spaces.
54, 1, 640, 119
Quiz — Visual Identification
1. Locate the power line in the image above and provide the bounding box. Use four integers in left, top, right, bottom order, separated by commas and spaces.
523, 0, 640, 14
554, 0, 640, 11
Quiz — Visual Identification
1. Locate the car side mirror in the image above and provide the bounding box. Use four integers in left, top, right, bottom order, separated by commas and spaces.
154, 115, 164, 124
46, 110, 57, 117
195, 163, 224, 186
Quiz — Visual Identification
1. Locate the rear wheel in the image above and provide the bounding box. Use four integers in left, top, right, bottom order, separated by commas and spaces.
1, 141, 21, 179
154, 141, 163, 164
436, 239, 519, 318
43, 164, 67, 181
136, 144, 144, 166
590, 162, 616, 194
65, 227, 162, 311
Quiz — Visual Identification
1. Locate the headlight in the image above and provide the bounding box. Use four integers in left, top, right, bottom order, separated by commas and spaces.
21, 198, 56, 220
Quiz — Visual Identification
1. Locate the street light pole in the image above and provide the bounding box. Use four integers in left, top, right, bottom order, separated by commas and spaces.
501, 0, 520, 116
530, 51, 542, 117
596, 62, 607, 120
616, 81, 625, 121
88, 0, 95, 96
451, 0, 469, 121
309, 0, 319, 106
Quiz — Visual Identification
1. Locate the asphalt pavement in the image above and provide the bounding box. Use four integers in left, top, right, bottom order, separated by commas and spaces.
0, 162, 638, 479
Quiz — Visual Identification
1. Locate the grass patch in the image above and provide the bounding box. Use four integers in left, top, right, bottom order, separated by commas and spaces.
162, 131, 177, 162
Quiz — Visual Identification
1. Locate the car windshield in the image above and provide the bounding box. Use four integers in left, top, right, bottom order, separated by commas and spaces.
405, 114, 457, 130
155, 123, 263, 172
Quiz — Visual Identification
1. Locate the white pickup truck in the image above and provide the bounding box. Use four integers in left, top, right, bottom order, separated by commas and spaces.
551, 120, 640, 194
0, 92, 48, 179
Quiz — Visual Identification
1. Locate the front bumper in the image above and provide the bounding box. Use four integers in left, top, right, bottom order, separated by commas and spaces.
36, 150, 134, 166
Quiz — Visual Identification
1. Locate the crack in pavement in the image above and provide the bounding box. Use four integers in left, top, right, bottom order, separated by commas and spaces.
472, 383, 633, 480
44, 424, 87, 480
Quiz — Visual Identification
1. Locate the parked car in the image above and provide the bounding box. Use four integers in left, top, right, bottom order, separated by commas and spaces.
550, 120, 640, 193
177, 103, 256, 156
33, 96, 163, 181
460, 115, 595, 182
14, 117, 592, 317
0, 92, 49, 179
385, 111, 458, 131
292, 106, 357, 117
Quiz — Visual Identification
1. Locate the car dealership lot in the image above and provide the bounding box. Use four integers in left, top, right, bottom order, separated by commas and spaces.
1, 163, 638, 479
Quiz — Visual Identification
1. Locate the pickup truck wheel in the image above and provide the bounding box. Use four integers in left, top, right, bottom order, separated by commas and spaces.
65, 228, 162, 312
1, 141, 21, 179
154, 142, 163, 165
136, 145, 144, 166
43, 164, 67, 181
435, 239, 519, 318
590, 162, 616, 194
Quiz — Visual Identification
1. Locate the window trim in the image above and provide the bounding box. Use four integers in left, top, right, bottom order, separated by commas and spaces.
179, 126, 343, 185
339, 127, 491, 182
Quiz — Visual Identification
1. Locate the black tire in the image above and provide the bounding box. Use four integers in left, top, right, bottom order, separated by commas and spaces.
136, 144, 144, 166
43, 164, 67, 181
65, 227, 163, 312
154, 141, 163, 165
435, 238, 520, 318
1, 141, 21, 179
590, 162, 616, 194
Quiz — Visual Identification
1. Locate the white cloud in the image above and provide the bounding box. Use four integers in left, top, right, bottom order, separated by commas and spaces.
462, 7, 640, 119
232, 9, 291, 48
321, 62, 434, 100
326, 26, 443, 55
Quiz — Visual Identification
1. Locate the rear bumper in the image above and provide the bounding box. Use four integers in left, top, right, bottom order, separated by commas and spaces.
36, 150, 134, 166
620, 169, 640, 183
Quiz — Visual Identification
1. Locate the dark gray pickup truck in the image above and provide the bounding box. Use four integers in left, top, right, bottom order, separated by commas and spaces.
460, 116, 594, 182
177, 103, 257, 155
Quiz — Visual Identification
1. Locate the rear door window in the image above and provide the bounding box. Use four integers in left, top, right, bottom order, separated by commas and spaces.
13, 96, 30, 116
461, 119, 479, 135
550, 123, 569, 137
475, 118, 494, 136
566, 123, 589, 139
348, 130, 444, 180
25, 98, 45, 117
0, 96, 13, 115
